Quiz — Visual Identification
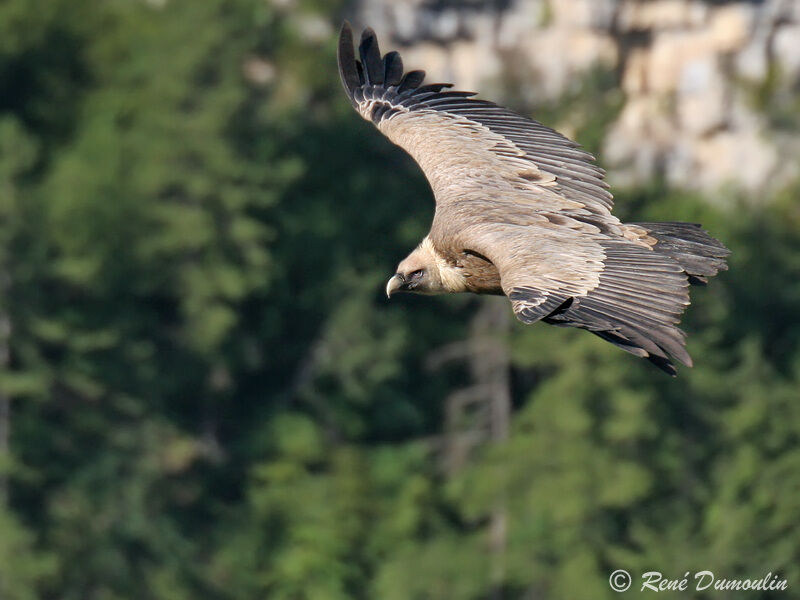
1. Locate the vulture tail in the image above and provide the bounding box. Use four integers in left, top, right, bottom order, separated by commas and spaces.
633, 222, 730, 285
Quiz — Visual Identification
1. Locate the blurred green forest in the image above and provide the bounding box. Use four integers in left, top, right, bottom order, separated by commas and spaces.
0, 1, 799, 599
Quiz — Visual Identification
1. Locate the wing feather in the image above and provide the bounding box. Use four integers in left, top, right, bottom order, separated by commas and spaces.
359, 28, 384, 85
383, 51, 404, 86
337, 23, 362, 103
398, 70, 425, 92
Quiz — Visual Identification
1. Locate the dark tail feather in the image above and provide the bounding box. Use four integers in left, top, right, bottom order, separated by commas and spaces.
633, 222, 730, 285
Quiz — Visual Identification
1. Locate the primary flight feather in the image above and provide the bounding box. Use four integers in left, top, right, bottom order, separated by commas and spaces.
338, 23, 729, 375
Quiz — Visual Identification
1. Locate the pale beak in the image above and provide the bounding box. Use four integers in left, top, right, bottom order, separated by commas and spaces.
386, 273, 404, 298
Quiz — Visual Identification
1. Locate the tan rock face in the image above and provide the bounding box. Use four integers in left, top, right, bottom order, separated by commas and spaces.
618, 0, 709, 29
353, 0, 800, 194
774, 24, 800, 83
709, 5, 753, 52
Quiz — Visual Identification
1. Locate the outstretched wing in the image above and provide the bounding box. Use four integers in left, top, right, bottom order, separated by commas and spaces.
337, 23, 616, 225
337, 23, 627, 313
459, 222, 694, 375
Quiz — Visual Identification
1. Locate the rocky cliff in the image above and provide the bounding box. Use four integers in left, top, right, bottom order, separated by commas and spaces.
353, 0, 800, 196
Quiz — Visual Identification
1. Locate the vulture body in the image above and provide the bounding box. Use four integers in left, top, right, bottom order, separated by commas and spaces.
338, 23, 729, 375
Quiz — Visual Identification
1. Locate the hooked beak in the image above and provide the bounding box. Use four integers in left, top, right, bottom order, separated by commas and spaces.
386, 273, 405, 298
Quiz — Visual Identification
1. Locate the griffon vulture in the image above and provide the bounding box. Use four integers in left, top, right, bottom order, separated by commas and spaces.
338, 23, 729, 375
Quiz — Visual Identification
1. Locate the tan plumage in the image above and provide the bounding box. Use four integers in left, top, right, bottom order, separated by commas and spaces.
339, 23, 729, 375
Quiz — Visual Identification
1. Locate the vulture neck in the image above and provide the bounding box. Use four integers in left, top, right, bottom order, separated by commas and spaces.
419, 237, 467, 293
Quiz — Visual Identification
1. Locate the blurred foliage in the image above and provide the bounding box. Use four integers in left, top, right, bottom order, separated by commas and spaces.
0, 1, 798, 599
738, 60, 800, 132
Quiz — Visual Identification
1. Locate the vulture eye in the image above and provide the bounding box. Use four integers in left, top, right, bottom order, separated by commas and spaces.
409, 269, 424, 280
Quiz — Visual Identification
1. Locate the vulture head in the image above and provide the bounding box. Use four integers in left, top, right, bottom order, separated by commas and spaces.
386, 240, 450, 297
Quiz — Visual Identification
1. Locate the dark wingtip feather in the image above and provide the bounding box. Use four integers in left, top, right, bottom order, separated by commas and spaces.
383, 50, 404, 86
398, 70, 426, 93
359, 27, 384, 85
648, 355, 678, 376
337, 22, 361, 104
